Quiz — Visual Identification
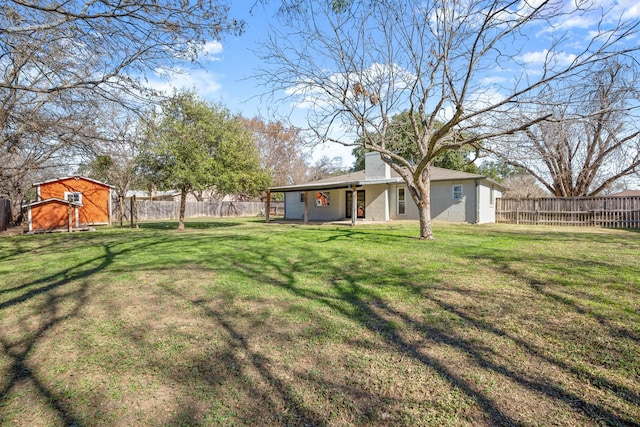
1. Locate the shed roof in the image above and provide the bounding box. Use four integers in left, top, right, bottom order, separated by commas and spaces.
24, 198, 82, 208
32, 175, 114, 188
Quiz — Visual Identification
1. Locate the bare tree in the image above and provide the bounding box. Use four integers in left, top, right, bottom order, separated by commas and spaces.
242, 118, 311, 186
306, 155, 350, 181
502, 174, 548, 199
258, 0, 640, 238
79, 112, 147, 226
490, 61, 640, 197
1, 0, 242, 223
0, 86, 103, 222
1, 0, 242, 96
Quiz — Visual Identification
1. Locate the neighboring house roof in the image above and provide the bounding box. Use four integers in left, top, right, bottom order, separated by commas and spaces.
124, 190, 181, 199
24, 198, 82, 208
270, 167, 506, 192
607, 190, 640, 197
32, 175, 115, 188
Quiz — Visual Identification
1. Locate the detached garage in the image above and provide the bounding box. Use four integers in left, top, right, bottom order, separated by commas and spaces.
25, 176, 113, 232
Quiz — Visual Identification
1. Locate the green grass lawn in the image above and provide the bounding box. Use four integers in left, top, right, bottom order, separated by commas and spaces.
0, 219, 639, 426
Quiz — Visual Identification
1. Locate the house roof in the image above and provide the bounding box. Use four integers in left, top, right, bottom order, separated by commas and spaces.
124, 190, 181, 198
24, 198, 82, 208
269, 167, 506, 192
607, 190, 640, 197
32, 175, 115, 188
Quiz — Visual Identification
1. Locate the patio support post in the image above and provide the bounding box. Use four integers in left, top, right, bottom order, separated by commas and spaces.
351, 185, 357, 226
265, 191, 271, 223
304, 191, 309, 224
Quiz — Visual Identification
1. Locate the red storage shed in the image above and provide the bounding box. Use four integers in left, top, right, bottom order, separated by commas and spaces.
26, 176, 113, 232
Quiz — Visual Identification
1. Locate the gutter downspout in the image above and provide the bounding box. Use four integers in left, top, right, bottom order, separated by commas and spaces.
475, 179, 480, 224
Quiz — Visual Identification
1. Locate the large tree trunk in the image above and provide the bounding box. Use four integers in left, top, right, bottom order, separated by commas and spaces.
9, 192, 23, 226
417, 198, 433, 240
411, 169, 434, 240
178, 190, 187, 230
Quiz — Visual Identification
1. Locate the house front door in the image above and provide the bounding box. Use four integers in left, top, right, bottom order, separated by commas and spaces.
345, 191, 365, 219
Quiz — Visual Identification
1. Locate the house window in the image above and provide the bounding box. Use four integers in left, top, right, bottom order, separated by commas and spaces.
452, 185, 463, 201
489, 187, 495, 206
64, 192, 82, 204
397, 188, 406, 215
300, 192, 305, 203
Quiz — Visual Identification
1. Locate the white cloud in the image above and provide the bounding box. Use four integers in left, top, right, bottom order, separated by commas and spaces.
514, 0, 548, 17
538, 0, 640, 34
468, 87, 506, 112
520, 49, 550, 64
619, 0, 640, 19
202, 40, 224, 60
203, 40, 223, 55
147, 67, 223, 98
518, 49, 577, 72
481, 75, 507, 85
286, 62, 416, 112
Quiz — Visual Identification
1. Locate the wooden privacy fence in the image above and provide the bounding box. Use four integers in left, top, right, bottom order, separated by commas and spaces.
496, 196, 640, 228
113, 200, 284, 222
0, 198, 10, 232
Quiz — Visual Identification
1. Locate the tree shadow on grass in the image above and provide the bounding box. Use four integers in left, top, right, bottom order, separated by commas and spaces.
199, 243, 514, 424
0, 236, 174, 426
2, 225, 638, 426
215, 231, 640, 426
157, 284, 329, 426
138, 221, 242, 230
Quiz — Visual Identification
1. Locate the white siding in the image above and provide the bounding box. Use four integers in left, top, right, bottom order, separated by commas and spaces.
477, 184, 502, 223
284, 190, 347, 221
389, 180, 482, 223
283, 179, 501, 223
284, 192, 305, 220
363, 184, 389, 221
430, 180, 476, 222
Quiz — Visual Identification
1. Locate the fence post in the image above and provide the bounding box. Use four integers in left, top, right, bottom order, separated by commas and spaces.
130, 195, 136, 228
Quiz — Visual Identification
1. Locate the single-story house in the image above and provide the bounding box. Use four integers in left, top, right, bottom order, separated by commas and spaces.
267, 152, 505, 224
25, 176, 113, 232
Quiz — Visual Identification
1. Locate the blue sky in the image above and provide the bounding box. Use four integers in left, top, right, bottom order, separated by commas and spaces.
145, 4, 274, 109
146, 1, 359, 166
145, 0, 640, 170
